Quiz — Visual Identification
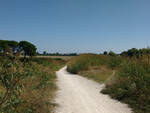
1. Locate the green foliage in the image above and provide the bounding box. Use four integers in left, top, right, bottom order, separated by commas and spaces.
127, 48, 139, 57
108, 57, 121, 69
0, 57, 65, 113
0, 40, 19, 55
102, 60, 150, 113
68, 53, 150, 113
121, 47, 150, 57
0, 40, 37, 57
67, 54, 102, 74
67, 54, 120, 74
0, 58, 25, 113
109, 51, 116, 56
38, 52, 77, 56
19, 41, 37, 57
103, 51, 108, 55
7, 41, 19, 53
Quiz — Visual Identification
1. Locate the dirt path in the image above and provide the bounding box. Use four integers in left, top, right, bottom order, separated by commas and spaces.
54, 66, 132, 113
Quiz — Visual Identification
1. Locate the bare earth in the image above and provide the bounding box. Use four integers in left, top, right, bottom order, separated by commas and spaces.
55, 66, 132, 113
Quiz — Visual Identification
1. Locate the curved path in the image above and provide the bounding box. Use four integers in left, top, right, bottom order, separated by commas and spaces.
55, 66, 132, 113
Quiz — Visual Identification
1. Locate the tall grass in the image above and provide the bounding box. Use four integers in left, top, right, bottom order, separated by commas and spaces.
102, 58, 150, 113
67, 54, 120, 74
0, 57, 65, 113
67, 54, 150, 113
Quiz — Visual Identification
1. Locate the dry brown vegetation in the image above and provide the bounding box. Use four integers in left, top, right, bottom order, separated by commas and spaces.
79, 66, 113, 83
67, 54, 115, 82
67, 54, 150, 113
34, 56, 72, 61
0, 57, 65, 113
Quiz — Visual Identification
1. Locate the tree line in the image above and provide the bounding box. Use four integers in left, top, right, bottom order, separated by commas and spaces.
0, 40, 36, 57
103, 48, 150, 57
120, 48, 150, 57
40, 48, 150, 57
38, 51, 77, 56
1, 40, 150, 58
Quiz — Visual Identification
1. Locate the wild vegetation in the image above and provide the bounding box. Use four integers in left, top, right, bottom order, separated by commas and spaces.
0, 40, 36, 57
1, 39, 150, 113
67, 48, 150, 113
38, 52, 77, 56
0, 40, 66, 113
0, 56, 65, 113
67, 54, 120, 82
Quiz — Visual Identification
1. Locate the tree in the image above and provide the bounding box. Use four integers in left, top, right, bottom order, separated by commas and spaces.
126, 48, 139, 57
103, 51, 108, 55
43, 51, 47, 55
0, 40, 11, 55
0, 40, 19, 55
109, 51, 116, 56
7, 41, 18, 54
18, 41, 37, 58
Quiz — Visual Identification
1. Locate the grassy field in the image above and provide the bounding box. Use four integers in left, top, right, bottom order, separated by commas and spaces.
67, 54, 119, 82
0, 57, 66, 113
67, 54, 150, 113
79, 66, 113, 83
20, 56, 73, 61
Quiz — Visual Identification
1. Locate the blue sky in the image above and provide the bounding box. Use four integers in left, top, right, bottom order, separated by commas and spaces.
0, 0, 150, 53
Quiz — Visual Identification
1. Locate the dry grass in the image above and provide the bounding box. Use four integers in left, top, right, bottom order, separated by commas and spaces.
20, 64, 56, 113
21, 56, 73, 61
79, 66, 113, 83
67, 54, 150, 113
20, 58, 65, 113
0, 57, 66, 113
67, 54, 114, 83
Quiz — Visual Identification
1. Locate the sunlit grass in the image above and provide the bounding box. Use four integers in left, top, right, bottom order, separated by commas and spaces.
0, 57, 66, 113
79, 66, 113, 83
67, 54, 150, 113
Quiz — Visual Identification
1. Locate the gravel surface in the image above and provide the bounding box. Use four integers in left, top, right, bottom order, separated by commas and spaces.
55, 66, 132, 113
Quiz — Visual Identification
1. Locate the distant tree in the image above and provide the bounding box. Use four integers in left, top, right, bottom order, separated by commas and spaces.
127, 48, 139, 57
0, 40, 19, 56
3, 44, 11, 54
0, 40, 11, 55
43, 51, 47, 55
36, 51, 40, 55
18, 41, 37, 58
109, 51, 116, 56
139, 48, 150, 55
70, 53, 77, 56
56, 52, 59, 56
103, 51, 108, 55
7, 41, 18, 53
120, 51, 127, 56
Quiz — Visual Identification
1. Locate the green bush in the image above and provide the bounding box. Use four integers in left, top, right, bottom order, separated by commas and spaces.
102, 61, 150, 113
68, 54, 150, 113
67, 54, 103, 73
0, 57, 65, 113
108, 57, 121, 69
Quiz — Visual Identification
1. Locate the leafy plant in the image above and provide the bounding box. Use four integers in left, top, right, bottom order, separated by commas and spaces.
0, 58, 25, 112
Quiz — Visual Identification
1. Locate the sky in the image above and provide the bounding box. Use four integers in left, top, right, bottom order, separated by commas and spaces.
0, 0, 150, 53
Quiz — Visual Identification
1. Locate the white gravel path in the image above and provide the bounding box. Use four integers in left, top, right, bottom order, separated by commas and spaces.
54, 66, 132, 113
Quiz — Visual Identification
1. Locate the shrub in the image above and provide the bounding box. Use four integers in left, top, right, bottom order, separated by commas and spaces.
102, 60, 150, 113
67, 54, 103, 73
108, 57, 121, 69
0, 57, 65, 113
68, 53, 150, 113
